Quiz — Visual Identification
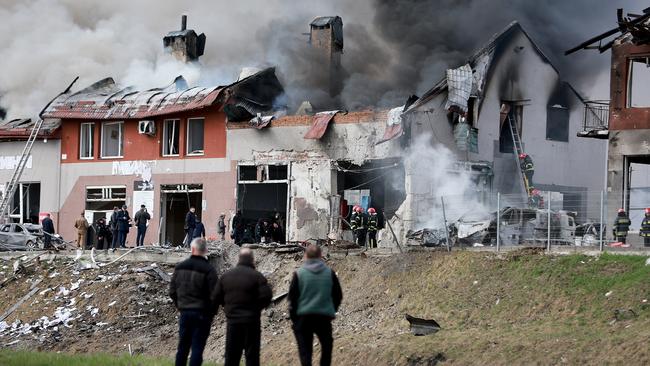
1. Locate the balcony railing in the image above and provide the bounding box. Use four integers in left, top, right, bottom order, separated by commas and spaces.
579, 100, 609, 139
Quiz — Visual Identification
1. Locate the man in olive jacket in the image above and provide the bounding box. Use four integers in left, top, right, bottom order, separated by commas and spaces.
289, 244, 343, 366
169, 238, 219, 366
216, 248, 272, 366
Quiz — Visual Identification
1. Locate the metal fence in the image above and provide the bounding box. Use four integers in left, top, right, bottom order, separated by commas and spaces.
433, 190, 650, 253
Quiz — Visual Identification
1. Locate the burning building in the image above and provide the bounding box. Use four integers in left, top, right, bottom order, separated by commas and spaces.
0, 16, 607, 249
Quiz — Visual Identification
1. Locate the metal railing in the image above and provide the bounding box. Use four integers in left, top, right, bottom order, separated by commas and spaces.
583, 100, 609, 131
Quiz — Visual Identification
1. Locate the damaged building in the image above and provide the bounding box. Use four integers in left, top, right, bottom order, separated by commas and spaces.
568, 8, 650, 243
0, 17, 607, 248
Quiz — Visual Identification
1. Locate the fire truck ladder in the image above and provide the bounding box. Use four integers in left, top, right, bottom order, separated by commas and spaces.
0, 118, 44, 219
507, 114, 532, 198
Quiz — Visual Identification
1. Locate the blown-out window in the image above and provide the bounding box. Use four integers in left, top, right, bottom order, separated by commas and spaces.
628, 57, 650, 108
80, 122, 94, 159
187, 118, 204, 155
546, 104, 569, 142
100, 121, 123, 158
162, 119, 180, 156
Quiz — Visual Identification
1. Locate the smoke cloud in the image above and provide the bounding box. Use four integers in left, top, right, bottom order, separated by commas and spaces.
0, 0, 644, 120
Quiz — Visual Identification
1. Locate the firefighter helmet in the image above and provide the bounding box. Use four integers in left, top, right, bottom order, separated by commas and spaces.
618, 208, 625, 213
645, 208, 650, 214
368, 208, 376, 214
355, 206, 362, 213
519, 153, 527, 159
532, 189, 541, 195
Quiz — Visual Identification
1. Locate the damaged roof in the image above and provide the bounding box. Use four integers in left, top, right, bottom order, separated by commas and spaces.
408, 21, 561, 111
0, 118, 60, 139
41, 67, 284, 121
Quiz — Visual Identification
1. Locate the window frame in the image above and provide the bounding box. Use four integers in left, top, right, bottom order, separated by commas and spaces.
162, 119, 180, 157
186, 117, 205, 156
627, 56, 650, 108
79, 122, 95, 160
545, 104, 570, 142
100, 121, 124, 159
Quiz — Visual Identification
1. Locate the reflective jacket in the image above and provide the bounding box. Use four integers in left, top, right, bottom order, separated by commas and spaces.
614, 215, 631, 236
350, 212, 361, 231
367, 214, 378, 232
641, 215, 650, 237
521, 155, 534, 171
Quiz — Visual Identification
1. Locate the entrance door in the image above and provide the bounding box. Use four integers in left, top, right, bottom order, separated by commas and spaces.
160, 184, 202, 246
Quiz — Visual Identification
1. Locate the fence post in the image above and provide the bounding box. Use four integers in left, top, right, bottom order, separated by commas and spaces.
547, 191, 552, 252
599, 190, 604, 252
441, 197, 451, 252
496, 192, 501, 252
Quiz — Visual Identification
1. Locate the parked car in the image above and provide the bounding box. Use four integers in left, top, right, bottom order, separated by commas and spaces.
0, 223, 42, 251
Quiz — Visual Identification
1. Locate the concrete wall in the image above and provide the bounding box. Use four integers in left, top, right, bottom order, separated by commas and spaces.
0, 140, 61, 221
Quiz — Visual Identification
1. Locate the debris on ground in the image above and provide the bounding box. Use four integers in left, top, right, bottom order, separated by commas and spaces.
405, 229, 447, 247
405, 314, 441, 336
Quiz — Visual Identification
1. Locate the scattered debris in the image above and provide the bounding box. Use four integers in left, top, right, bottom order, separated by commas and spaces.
406, 228, 447, 247
405, 314, 441, 336
0, 279, 42, 322
613, 308, 637, 321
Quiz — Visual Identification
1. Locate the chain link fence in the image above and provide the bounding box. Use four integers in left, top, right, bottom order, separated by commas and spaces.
432, 190, 650, 252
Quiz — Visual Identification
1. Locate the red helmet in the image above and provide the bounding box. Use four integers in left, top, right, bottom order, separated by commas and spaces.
519, 153, 527, 159
618, 208, 625, 213
367, 208, 376, 214
532, 189, 540, 195
645, 208, 650, 214
352, 205, 360, 212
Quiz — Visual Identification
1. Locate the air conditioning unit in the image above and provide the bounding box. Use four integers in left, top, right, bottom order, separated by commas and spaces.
138, 120, 155, 136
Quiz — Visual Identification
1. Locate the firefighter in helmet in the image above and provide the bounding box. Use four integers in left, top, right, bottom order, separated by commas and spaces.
350, 205, 362, 246
519, 153, 534, 188
528, 188, 542, 208
367, 207, 379, 248
613, 208, 631, 244
640, 208, 650, 247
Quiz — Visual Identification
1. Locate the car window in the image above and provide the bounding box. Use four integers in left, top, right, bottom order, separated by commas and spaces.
14, 225, 23, 233
0, 225, 8, 233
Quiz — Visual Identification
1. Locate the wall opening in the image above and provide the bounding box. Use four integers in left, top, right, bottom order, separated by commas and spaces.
160, 184, 203, 246
499, 104, 523, 153
336, 159, 405, 230
627, 57, 650, 108
9, 182, 40, 224
626, 157, 650, 232
237, 164, 288, 243
546, 104, 569, 142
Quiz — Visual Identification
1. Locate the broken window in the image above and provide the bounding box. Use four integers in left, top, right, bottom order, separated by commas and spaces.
9, 182, 40, 224
627, 57, 650, 108
546, 104, 569, 142
268, 165, 288, 180
187, 118, 204, 155
85, 186, 126, 211
499, 104, 523, 153
162, 119, 180, 156
239, 164, 288, 182
100, 121, 123, 158
79, 122, 94, 159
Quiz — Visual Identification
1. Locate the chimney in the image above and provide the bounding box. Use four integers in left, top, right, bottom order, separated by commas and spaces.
309, 16, 343, 97
163, 15, 206, 63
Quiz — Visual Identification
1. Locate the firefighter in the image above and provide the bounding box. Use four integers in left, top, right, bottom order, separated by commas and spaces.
350, 205, 360, 245
528, 189, 542, 208
367, 207, 379, 248
613, 208, 631, 244
519, 153, 534, 188
640, 208, 650, 247
357, 206, 368, 247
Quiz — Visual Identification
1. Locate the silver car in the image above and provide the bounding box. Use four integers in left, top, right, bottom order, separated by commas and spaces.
0, 223, 42, 251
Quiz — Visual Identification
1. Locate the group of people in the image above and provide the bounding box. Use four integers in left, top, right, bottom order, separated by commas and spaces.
614, 208, 650, 247
349, 206, 380, 248
73, 204, 152, 251
170, 238, 342, 366
230, 211, 285, 246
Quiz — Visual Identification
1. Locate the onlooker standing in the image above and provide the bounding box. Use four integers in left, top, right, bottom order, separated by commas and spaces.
216, 248, 272, 366
193, 217, 206, 240
218, 213, 226, 241
169, 238, 219, 366
231, 210, 243, 245
184, 207, 197, 247
289, 244, 343, 366
117, 205, 131, 248
109, 207, 120, 250
74, 212, 89, 250
134, 205, 151, 247
41, 213, 55, 250
95, 217, 110, 250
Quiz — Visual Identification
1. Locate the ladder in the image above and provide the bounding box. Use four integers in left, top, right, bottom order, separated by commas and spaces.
0, 119, 44, 219
507, 115, 532, 198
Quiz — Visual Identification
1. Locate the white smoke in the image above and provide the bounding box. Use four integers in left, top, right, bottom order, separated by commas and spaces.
404, 134, 488, 229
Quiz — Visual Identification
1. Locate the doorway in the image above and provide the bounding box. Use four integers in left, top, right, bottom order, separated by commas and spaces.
160, 184, 202, 246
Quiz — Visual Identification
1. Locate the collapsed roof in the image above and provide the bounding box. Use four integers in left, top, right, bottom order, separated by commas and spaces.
40, 67, 285, 121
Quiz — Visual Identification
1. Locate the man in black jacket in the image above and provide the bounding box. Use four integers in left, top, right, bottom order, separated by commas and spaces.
170, 238, 219, 366
184, 207, 197, 247
108, 207, 120, 250
216, 248, 272, 366
41, 213, 55, 250
289, 244, 343, 366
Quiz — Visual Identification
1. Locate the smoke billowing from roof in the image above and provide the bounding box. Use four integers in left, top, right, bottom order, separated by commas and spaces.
0, 0, 643, 119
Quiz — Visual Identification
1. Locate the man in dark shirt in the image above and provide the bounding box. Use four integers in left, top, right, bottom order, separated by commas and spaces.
41, 213, 55, 250
216, 248, 272, 366
169, 238, 219, 366
184, 207, 197, 247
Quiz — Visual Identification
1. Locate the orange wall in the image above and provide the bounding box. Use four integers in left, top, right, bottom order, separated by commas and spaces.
60, 107, 227, 163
